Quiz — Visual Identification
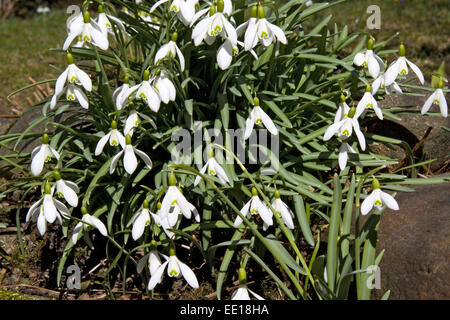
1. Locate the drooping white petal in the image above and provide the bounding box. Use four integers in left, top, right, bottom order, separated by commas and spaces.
72, 222, 83, 244
123, 145, 138, 174
178, 260, 199, 288
109, 150, 124, 174
147, 261, 169, 290
406, 58, 424, 85
43, 194, 58, 223
437, 89, 448, 117
380, 191, 399, 211
361, 191, 376, 215
95, 132, 112, 156
234, 199, 251, 227
324, 119, 345, 141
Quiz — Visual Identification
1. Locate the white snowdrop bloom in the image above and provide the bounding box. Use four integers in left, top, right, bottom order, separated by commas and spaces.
124, 108, 156, 137
50, 53, 92, 109
110, 134, 153, 175
147, 248, 199, 290
127, 70, 161, 113
153, 70, 177, 104
63, 11, 109, 51
194, 149, 229, 186
95, 121, 126, 156
372, 72, 403, 95
96, 5, 126, 35
361, 178, 399, 215
190, 0, 232, 26
136, 243, 166, 278
384, 43, 424, 86
421, 80, 448, 117
323, 106, 366, 151
131, 199, 153, 241
238, 4, 287, 52
160, 174, 200, 227
155, 33, 185, 71
26, 183, 70, 236
234, 188, 273, 230
72, 207, 108, 244
338, 142, 357, 171
30, 134, 60, 176
53, 170, 79, 208
334, 95, 351, 123
231, 268, 265, 300
192, 2, 237, 47
113, 77, 131, 110
271, 190, 295, 230
138, 11, 160, 30
150, 202, 175, 239
217, 37, 239, 70
150, 0, 198, 26
244, 97, 278, 140
355, 85, 383, 120
353, 39, 385, 79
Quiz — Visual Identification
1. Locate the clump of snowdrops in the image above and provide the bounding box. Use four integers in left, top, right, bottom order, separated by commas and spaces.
1, 0, 448, 300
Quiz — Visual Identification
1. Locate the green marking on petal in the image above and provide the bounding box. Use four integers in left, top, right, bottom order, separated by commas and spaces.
58, 192, 63, 198
434, 99, 440, 105
260, 31, 268, 38
374, 200, 383, 206
171, 200, 178, 206
70, 76, 78, 83
209, 169, 216, 176
400, 69, 407, 75
366, 103, 373, 109
169, 269, 178, 277
145, 220, 151, 226
83, 35, 91, 42
342, 129, 350, 137
255, 118, 262, 125
251, 208, 258, 215
135, 120, 140, 126
67, 94, 75, 100
111, 140, 118, 146
275, 211, 282, 217
139, 93, 146, 99
45, 155, 52, 162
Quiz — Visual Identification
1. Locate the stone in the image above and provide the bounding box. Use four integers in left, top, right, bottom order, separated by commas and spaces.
373, 175, 450, 300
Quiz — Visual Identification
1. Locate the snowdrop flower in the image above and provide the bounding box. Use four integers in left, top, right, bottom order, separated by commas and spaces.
147, 247, 199, 290
238, 4, 287, 52
26, 182, 70, 236
53, 170, 79, 208
384, 43, 424, 86
31, 134, 60, 176
124, 106, 156, 137
128, 70, 161, 113
324, 106, 366, 151
421, 79, 448, 117
150, 0, 198, 26
113, 76, 131, 110
110, 134, 153, 175
334, 94, 351, 123
95, 120, 126, 156
50, 53, 92, 109
131, 199, 154, 241
355, 85, 383, 120
244, 97, 278, 140
72, 207, 108, 245
231, 268, 264, 300
353, 38, 385, 79
139, 11, 160, 30
194, 148, 229, 186
160, 173, 200, 227
136, 241, 166, 277
96, 5, 126, 35
153, 70, 177, 104
234, 187, 273, 230
217, 37, 239, 70
272, 190, 295, 229
155, 33, 185, 71
192, 1, 237, 47
338, 142, 357, 171
190, 0, 232, 26
372, 71, 403, 95
361, 178, 399, 215
63, 11, 109, 51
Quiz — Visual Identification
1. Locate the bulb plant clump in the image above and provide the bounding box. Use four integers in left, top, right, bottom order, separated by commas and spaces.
1, 0, 448, 300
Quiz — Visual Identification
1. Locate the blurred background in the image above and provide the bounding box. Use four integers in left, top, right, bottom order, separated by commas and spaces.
0, 0, 449, 130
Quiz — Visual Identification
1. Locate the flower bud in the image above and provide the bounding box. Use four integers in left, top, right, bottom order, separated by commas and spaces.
340, 94, 346, 103
44, 182, 52, 195
171, 32, 178, 42
367, 38, 374, 50
257, 4, 266, 19
251, 187, 258, 197
208, 147, 215, 158
98, 4, 104, 13
111, 120, 118, 130
209, 5, 216, 16
53, 170, 61, 181
399, 43, 406, 57
124, 75, 129, 84
250, 4, 258, 18
157, 201, 162, 210
274, 189, 281, 199
217, 0, 224, 12
66, 53, 74, 65
143, 199, 149, 209
81, 206, 88, 215
83, 11, 90, 23
169, 247, 176, 256
238, 267, 247, 285
253, 96, 260, 106
348, 106, 356, 118
372, 177, 380, 190
125, 134, 132, 145
42, 133, 49, 144
365, 84, 372, 92
169, 173, 177, 186
143, 70, 150, 81
438, 78, 444, 89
